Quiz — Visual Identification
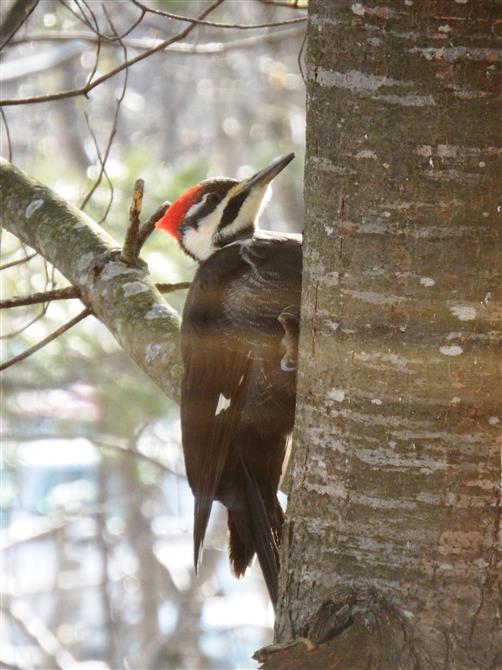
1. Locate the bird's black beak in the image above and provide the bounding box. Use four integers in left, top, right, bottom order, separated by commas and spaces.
238, 152, 295, 195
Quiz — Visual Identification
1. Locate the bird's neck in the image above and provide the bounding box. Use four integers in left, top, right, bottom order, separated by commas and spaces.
214, 222, 255, 251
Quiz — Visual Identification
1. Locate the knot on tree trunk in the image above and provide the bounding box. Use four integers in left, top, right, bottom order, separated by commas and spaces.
255, 587, 427, 670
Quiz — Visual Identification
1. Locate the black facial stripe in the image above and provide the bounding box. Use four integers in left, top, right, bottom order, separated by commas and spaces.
220, 190, 248, 229
184, 196, 219, 227
184, 179, 237, 229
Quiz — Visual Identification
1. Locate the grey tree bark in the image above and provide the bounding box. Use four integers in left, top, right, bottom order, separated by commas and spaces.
267, 3, 501, 670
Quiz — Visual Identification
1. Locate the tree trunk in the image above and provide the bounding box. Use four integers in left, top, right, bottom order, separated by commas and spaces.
270, 2, 501, 669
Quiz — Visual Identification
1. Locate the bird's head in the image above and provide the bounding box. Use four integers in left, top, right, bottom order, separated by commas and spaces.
155, 152, 294, 261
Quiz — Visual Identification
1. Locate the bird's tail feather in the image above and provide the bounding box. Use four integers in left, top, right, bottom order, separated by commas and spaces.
227, 457, 283, 605
193, 497, 213, 573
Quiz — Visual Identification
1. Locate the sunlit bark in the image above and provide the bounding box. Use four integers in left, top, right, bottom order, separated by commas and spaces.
273, 2, 501, 669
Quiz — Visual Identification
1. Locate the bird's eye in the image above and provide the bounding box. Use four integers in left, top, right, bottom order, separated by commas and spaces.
204, 192, 220, 206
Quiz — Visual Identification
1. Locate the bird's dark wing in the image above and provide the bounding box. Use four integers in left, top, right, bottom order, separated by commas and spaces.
221, 232, 303, 363
181, 234, 302, 575
181, 252, 252, 571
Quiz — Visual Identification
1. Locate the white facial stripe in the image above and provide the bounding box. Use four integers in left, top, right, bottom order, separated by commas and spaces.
219, 184, 271, 241
181, 188, 237, 260
182, 196, 228, 260
185, 192, 212, 219
180, 182, 269, 260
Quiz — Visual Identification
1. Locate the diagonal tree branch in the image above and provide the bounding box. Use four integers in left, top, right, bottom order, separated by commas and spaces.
0, 307, 91, 372
0, 158, 182, 402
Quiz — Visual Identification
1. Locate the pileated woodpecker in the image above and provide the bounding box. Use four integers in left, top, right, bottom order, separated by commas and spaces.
156, 153, 301, 605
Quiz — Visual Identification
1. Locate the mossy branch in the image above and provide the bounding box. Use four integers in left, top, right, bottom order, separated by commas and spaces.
0, 158, 182, 402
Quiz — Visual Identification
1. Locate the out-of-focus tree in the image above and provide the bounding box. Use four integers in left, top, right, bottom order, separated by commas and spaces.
0, 1, 307, 668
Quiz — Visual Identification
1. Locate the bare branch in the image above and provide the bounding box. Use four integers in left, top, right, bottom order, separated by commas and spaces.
0, 0, 225, 107
58, 0, 97, 34
80, 111, 116, 213
0, 0, 39, 51
79, 8, 128, 217
131, 0, 307, 29
0, 601, 75, 670
11, 25, 306, 53
0, 281, 188, 308
137, 200, 171, 253
1, 302, 49, 340
96, 440, 175, 474
0, 251, 37, 271
0, 308, 91, 372
121, 179, 145, 265
298, 24, 307, 84
0, 286, 79, 309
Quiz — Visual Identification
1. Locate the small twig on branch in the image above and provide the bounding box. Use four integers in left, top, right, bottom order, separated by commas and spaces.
0, 600, 75, 670
96, 440, 175, 474
80, 4, 128, 217
0, 307, 91, 372
0, 108, 13, 162
0, 251, 37, 271
156, 282, 191, 293
11, 25, 306, 53
0, 286, 79, 309
0, 0, 39, 52
137, 200, 171, 253
131, 0, 307, 28
1, 303, 49, 340
0, 0, 225, 106
121, 179, 144, 264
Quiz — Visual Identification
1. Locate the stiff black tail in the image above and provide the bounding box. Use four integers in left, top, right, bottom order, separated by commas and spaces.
227, 459, 284, 606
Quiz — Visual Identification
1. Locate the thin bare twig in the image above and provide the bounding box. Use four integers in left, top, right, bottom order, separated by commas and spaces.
1, 302, 49, 340
0, 108, 13, 162
0, 252, 37, 271
11, 25, 305, 53
79, 6, 128, 217
121, 179, 144, 264
298, 24, 307, 84
0, 601, 75, 670
0, 308, 91, 372
0, 286, 79, 309
0, 0, 225, 106
137, 200, 171, 253
58, 0, 96, 33
0, 0, 39, 52
79, 0, 102, 36
82, 5, 102, 88
132, 0, 306, 28
80, 112, 116, 213
96, 440, 174, 474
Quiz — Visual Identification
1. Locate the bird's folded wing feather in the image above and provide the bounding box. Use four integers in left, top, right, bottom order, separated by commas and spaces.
181, 292, 251, 569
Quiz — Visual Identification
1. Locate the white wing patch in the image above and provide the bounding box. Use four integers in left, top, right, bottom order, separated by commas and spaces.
215, 393, 232, 416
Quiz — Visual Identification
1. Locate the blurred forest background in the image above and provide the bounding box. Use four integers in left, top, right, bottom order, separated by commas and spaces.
0, 1, 307, 668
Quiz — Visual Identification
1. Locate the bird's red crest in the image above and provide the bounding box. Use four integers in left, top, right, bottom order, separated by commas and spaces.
155, 185, 202, 239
